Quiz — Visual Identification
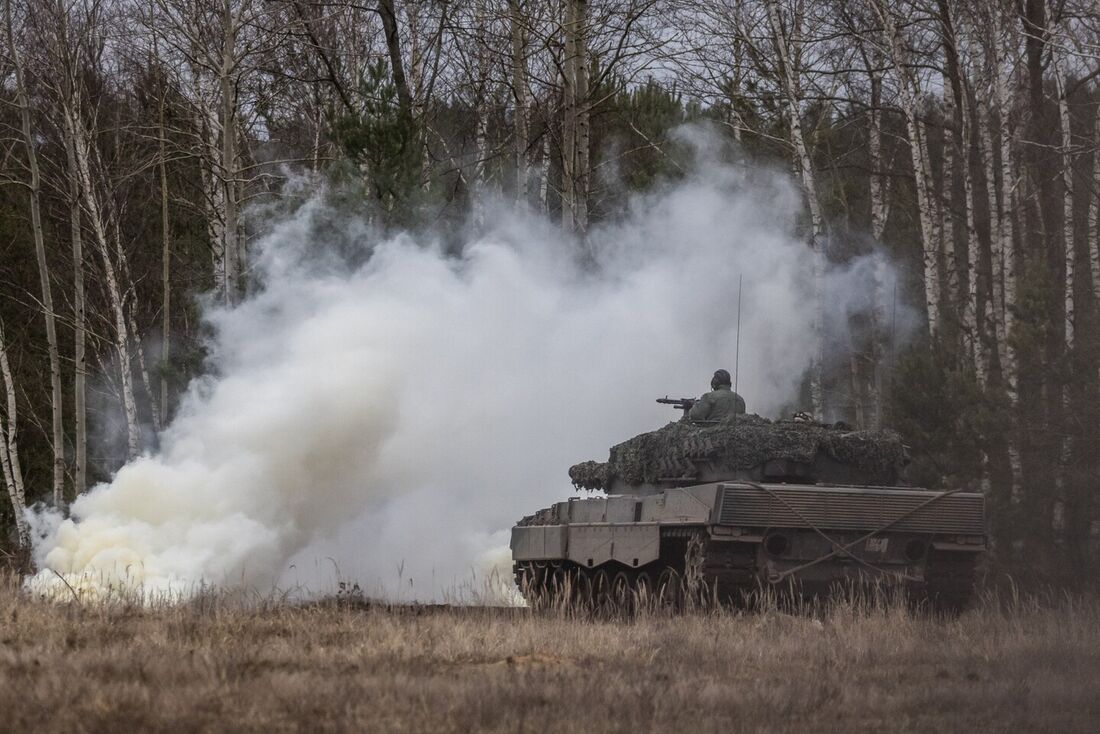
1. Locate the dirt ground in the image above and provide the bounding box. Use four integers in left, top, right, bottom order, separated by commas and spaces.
2, 577, 1098, 733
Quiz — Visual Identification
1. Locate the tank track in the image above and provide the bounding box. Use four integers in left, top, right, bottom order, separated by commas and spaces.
513, 529, 761, 611
514, 533, 980, 614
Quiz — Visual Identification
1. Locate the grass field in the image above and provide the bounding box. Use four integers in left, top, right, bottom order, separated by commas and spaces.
2, 576, 1099, 733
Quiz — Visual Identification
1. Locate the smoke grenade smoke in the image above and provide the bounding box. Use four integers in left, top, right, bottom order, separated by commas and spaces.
27, 145, 895, 601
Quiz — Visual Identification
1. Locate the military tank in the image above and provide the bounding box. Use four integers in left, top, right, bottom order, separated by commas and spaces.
511, 402, 986, 612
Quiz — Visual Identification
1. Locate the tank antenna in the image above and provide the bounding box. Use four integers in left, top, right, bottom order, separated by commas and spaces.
734, 273, 743, 397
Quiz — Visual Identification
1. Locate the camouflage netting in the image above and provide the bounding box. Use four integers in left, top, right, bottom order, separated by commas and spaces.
568, 414, 908, 491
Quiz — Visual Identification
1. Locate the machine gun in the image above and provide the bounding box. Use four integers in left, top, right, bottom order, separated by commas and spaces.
656, 396, 696, 414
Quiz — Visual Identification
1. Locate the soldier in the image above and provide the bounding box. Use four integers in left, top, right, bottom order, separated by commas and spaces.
687, 369, 746, 421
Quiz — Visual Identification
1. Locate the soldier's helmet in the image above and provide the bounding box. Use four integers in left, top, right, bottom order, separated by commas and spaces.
711, 369, 732, 390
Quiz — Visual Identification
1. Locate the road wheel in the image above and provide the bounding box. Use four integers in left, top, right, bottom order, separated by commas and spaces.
570, 568, 594, 610
611, 570, 634, 614
657, 567, 682, 610
591, 568, 612, 613
635, 571, 654, 610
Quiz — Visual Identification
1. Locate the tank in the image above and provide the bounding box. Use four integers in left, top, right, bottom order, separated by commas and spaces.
511, 403, 986, 612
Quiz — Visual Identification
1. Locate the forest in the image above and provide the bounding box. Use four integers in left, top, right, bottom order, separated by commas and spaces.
0, 0, 1097, 587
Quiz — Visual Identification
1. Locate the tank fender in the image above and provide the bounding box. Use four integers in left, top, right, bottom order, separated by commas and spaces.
511, 525, 568, 561
567, 523, 660, 569
642, 484, 721, 523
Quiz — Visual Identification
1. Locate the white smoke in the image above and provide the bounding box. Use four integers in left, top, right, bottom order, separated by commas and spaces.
27, 147, 888, 601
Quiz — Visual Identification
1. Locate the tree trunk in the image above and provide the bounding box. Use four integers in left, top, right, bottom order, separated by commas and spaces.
766, 0, 825, 418
129, 306, 161, 433
473, 0, 490, 227
960, 70, 988, 387
66, 122, 88, 496
975, 46, 1003, 384
0, 320, 28, 549
993, 9, 1018, 402
540, 132, 550, 213
510, 0, 531, 203
7, 0, 65, 507
875, 1, 942, 337
220, 0, 240, 305
378, 0, 413, 115
867, 71, 890, 430
159, 77, 172, 424
1052, 48, 1075, 354
1089, 99, 1100, 305
560, 0, 577, 230
991, 3, 1024, 524
573, 0, 590, 235
941, 70, 960, 317
1050, 14, 1075, 542
191, 69, 228, 301
66, 99, 141, 459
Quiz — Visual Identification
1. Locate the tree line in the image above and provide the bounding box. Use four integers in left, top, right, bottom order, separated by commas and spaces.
0, 0, 1097, 584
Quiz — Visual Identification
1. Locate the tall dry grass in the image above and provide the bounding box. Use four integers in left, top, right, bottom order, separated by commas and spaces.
2, 572, 1098, 733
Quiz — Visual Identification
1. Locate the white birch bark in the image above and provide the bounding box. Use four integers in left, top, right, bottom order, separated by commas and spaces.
1052, 46, 1075, 353
960, 59, 988, 387
539, 132, 550, 213
6, 0, 65, 507
200, 94, 228, 298
975, 48, 1004, 379
993, 9, 1018, 402
573, 0, 590, 235
0, 320, 28, 548
1050, 15, 1075, 518
65, 98, 141, 459
510, 0, 531, 203
65, 123, 87, 496
991, 3, 1023, 506
766, 0, 825, 418
867, 71, 890, 430
219, 0, 241, 305
941, 68, 960, 313
1089, 97, 1100, 305
405, 1, 432, 191
159, 85, 172, 424
473, 0, 490, 228
874, 1, 942, 336
561, 0, 577, 231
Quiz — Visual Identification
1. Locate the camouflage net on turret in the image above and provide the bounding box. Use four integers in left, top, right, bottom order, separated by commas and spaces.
568, 414, 908, 491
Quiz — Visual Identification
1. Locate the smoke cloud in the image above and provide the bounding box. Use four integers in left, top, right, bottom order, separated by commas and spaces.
27, 142, 896, 601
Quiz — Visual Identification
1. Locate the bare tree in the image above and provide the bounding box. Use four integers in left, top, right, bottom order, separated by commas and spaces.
49, 0, 142, 459
510, 0, 532, 202
0, 319, 28, 549
765, 0, 826, 418
871, 0, 943, 338
4, 0, 65, 506
152, 0, 278, 305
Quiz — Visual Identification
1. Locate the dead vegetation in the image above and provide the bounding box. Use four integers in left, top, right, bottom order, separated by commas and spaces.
2, 574, 1099, 733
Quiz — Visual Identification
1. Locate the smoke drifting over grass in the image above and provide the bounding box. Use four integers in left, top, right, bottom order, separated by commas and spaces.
28, 145, 899, 600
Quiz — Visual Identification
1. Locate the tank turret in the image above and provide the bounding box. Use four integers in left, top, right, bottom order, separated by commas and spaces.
568, 413, 909, 495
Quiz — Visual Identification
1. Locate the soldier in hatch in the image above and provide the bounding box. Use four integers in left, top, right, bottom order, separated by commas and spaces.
687, 369, 746, 421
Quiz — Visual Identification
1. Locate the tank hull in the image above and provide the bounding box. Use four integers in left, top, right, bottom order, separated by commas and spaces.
511, 482, 986, 611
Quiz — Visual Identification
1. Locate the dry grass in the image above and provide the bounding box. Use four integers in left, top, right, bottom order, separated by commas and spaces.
2, 576, 1099, 733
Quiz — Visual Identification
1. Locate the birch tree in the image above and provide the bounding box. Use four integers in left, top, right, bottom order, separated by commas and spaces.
152, 0, 276, 305
871, 0, 943, 337
510, 0, 532, 202
765, 0, 826, 418
0, 320, 28, 549
49, 0, 143, 459
5, 0, 65, 507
